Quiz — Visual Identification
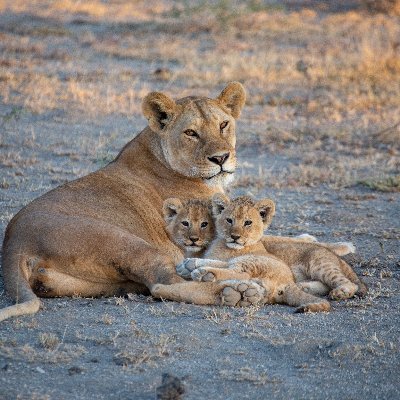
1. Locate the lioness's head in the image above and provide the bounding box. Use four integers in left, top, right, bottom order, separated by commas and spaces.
212, 194, 275, 250
142, 82, 246, 187
163, 198, 215, 255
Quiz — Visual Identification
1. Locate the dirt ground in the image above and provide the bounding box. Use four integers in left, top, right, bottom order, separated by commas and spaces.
0, 1, 399, 399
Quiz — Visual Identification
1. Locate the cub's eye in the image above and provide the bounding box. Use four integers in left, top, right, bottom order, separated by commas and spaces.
200, 221, 208, 228
181, 221, 189, 227
226, 218, 233, 224
184, 129, 199, 138
244, 220, 252, 226
220, 121, 229, 131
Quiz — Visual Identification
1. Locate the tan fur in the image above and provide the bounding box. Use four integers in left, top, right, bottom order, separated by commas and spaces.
259, 236, 367, 299
1, 82, 254, 321
177, 195, 331, 312
163, 198, 215, 258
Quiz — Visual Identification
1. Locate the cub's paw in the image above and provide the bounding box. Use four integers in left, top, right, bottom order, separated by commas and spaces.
356, 281, 368, 297
295, 300, 331, 313
296, 233, 318, 242
191, 268, 216, 282
329, 283, 358, 300
219, 280, 266, 307
176, 258, 202, 279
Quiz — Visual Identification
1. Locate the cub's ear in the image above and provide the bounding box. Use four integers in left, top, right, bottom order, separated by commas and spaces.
212, 193, 230, 216
163, 198, 183, 222
204, 199, 213, 212
255, 199, 275, 227
142, 92, 177, 133
216, 81, 246, 119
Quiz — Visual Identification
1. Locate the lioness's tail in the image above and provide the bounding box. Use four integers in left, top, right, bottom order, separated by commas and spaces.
320, 241, 356, 256
0, 249, 41, 322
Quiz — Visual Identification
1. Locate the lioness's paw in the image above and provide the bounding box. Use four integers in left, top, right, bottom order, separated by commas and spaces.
329, 283, 357, 300
191, 268, 216, 282
176, 258, 202, 279
219, 280, 266, 307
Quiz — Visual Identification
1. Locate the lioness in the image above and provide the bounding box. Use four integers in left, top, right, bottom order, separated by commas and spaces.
183, 194, 366, 301
2, 82, 281, 321
173, 195, 331, 312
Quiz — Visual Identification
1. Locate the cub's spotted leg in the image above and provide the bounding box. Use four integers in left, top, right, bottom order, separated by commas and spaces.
151, 279, 265, 307
307, 250, 358, 300
176, 258, 228, 279
281, 284, 331, 313
297, 281, 330, 296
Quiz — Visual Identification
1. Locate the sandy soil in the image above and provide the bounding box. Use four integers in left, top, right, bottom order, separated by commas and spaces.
0, 1, 399, 399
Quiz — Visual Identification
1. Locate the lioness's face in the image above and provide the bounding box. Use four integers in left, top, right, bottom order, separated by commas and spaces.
163, 198, 215, 254
212, 194, 275, 250
142, 82, 246, 187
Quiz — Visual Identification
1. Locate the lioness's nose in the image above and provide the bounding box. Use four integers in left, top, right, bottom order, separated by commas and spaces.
208, 152, 230, 166
190, 236, 199, 243
231, 234, 241, 241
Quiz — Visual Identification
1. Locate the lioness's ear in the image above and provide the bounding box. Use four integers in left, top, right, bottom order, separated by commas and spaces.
216, 81, 246, 119
163, 198, 183, 222
256, 199, 275, 227
212, 193, 230, 216
142, 92, 177, 133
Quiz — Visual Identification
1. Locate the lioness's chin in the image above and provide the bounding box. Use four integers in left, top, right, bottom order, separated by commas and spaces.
226, 242, 244, 250
205, 172, 235, 188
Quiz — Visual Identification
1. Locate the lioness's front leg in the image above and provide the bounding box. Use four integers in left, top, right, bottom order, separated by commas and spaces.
151, 280, 266, 307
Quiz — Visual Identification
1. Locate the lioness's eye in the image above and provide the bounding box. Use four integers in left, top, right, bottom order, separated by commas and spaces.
200, 221, 208, 228
226, 218, 233, 224
184, 129, 199, 138
244, 220, 252, 226
220, 121, 229, 131
181, 221, 189, 227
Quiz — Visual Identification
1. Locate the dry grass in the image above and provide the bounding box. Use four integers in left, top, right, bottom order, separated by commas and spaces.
362, 0, 400, 15
38, 332, 59, 350
113, 333, 175, 368
359, 175, 400, 192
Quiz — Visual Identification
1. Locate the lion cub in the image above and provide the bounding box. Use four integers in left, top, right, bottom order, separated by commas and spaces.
173, 195, 331, 312
163, 198, 215, 258
187, 194, 366, 301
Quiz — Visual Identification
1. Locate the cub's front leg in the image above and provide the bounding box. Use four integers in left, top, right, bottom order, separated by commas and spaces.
176, 258, 228, 280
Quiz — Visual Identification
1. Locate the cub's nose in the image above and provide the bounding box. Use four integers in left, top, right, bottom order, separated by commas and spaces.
190, 236, 199, 243
208, 152, 230, 166
231, 234, 241, 241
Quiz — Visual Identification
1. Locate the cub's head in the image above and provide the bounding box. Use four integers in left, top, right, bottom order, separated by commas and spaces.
142, 82, 246, 188
163, 198, 215, 255
212, 194, 275, 250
